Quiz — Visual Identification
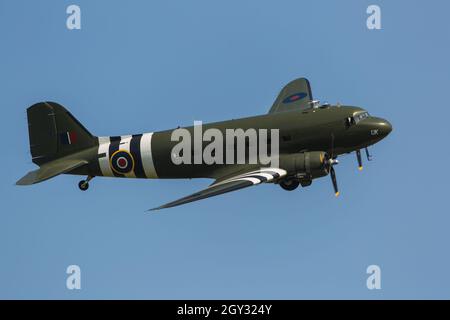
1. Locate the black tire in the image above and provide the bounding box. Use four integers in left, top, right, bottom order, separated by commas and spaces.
300, 179, 312, 187
280, 178, 300, 191
78, 180, 89, 191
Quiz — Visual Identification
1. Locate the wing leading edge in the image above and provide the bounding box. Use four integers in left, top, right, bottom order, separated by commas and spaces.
150, 168, 287, 211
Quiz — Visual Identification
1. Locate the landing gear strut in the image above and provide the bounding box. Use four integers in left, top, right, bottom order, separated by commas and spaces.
78, 176, 94, 191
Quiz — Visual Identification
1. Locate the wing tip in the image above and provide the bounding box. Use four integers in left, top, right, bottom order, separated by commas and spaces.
147, 205, 169, 212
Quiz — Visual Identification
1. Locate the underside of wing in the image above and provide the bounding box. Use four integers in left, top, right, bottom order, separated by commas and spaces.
268, 78, 313, 114
150, 168, 287, 211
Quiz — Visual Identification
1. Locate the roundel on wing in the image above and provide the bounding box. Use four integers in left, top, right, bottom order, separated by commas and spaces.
110, 150, 135, 174
282, 92, 307, 104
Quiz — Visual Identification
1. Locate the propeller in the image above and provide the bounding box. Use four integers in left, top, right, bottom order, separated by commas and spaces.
326, 135, 374, 197
327, 134, 340, 196
356, 147, 373, 170
356, 149, 363, 171
365, 147, 373, 161
330, 166, 339, 197
324, 153, 339, 197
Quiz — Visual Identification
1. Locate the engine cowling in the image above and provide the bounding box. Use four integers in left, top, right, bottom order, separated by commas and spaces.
279, 151, 329, 179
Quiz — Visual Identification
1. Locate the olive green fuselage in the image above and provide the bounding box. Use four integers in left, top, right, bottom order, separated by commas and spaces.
78, 105, 391, 180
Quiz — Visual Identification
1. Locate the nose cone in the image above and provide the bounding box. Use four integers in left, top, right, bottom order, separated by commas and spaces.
378, 118, 392, 138
356, 117, 392, 144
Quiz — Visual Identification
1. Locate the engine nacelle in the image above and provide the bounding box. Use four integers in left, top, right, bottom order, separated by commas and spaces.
279, 151, 329, 180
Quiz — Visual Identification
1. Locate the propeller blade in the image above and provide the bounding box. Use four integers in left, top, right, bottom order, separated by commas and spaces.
330, 166, 339, 197
356, 149, 363, 171
365, 147, 373, 161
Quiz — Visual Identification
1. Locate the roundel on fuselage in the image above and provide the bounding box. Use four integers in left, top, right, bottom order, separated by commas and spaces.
282, 92, 307, 104
110, 150, 135, 174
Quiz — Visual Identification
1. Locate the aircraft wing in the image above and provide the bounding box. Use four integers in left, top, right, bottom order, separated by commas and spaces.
150, 167, 287, 211
268, 77, 313, 113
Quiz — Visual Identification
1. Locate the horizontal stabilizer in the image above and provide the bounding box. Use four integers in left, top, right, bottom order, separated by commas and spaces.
16, 159, 88, 186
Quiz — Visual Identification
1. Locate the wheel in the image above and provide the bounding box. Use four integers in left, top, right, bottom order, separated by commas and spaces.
300, 179, 312, 187
78, 180, 89, 191
280, 178, 300, 191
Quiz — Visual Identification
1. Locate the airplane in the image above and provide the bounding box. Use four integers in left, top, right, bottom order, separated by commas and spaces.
16, 78, 392, 210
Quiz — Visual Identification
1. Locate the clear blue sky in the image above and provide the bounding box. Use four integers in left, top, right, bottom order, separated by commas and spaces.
1, 0, 449, 299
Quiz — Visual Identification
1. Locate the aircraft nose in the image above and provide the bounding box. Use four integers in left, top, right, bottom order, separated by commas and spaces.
378, 118, 392, 137
369, 117, 392, 139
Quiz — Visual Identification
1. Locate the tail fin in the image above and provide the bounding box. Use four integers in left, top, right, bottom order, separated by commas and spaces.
268, 78, 314, 114
27, 102, 96, 165
17, 102, 97, 185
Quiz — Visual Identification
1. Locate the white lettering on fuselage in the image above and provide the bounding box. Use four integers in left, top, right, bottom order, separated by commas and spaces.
170, 121, 280, 167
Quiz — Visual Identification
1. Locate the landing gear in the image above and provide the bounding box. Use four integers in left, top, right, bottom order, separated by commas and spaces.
300, 179, 312, 187
78, 180, 89, 191
78, 176, 94, 191
280, 178, 300, 191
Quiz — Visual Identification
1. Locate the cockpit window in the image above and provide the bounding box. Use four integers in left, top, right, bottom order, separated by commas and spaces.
345, 111, 369, 128
354, 111, 369, 123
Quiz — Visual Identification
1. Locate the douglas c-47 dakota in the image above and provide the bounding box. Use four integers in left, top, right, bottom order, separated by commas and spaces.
17, 78, 392, 210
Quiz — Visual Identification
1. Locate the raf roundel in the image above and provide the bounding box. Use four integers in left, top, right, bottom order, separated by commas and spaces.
282, 92, 307, 104
110, 150, 135, 175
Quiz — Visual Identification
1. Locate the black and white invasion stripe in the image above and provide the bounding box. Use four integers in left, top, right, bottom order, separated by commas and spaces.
212, 168, 287, 187
97, 132, 158, 179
